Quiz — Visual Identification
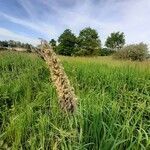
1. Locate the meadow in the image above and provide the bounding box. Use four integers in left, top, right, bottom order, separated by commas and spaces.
0, 51, 150, 150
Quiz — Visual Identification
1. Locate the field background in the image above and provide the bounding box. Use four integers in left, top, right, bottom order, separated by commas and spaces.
0, 51, 150, 150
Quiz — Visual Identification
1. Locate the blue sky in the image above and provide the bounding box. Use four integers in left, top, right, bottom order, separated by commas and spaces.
0, 0, 150, 46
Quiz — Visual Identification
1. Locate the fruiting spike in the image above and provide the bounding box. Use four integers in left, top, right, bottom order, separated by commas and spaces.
36, 40, 77, 113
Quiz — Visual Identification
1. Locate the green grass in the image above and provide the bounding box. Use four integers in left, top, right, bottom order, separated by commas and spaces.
0, 51, 150, 150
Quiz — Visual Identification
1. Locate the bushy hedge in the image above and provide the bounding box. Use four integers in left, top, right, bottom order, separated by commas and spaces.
114, 43, 148, 61
100, 48, 115, 56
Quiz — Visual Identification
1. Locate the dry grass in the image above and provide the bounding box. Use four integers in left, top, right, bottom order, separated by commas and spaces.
36, 42, 77, 113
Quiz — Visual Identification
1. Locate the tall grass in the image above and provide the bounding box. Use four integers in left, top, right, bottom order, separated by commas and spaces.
0, 51, 150, 150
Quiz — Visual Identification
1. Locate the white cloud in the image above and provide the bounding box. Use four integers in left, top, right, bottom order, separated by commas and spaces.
39, 0, 150, 45
0, 12, 57, 39
0, 27, 39, 45
0, 0, 150, 47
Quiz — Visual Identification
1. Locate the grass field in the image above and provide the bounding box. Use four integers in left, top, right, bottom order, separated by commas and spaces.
0, 51, 150, 150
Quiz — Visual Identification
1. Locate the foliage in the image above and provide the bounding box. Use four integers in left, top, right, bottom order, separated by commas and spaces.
49, 39, 57, 52
114, 42, 148, 61
75, 27, 101, 56
0, 40, 9, 47
105, 32, 125, 50
0, 40, 33, 52
0, 51, 150, 149
57, 29, 77, 56
100, 48, 115, 56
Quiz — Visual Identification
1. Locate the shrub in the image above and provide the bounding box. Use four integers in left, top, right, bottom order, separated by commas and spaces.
74, 48, 88, 56
114, 43, 148, 61
100, 48, 115, 56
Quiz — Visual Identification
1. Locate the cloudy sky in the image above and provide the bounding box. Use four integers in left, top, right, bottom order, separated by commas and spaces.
0, 0, 150, 46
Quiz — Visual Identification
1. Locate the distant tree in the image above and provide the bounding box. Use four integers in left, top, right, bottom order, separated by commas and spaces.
0, 41, 3, 47
0, 40, 8, 47
16, 41, 22, 47
0, 40, 34, 52
49, 39, 57, 52
105, 32, 125, 50
57, 29, 77, 56
75, 27, 101, 56
25, 43, 29, 48
8, 40, 16, 47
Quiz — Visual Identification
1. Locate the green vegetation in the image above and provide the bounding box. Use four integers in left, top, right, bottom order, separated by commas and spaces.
75, 27, 101, 56
100, 48, 115, 56
55, 29, 125, 56
49, 39, 57, 52
0, 40, 33, 52
56, 27, 101, 56
57, 29, 77, 56
0, 51, 150, 150
114, 43, 149, 61
105, 32, 125, 50
1, 29, 148, 61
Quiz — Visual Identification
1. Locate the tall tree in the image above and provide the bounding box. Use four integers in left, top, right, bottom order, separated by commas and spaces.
105, 32, 125, 50
57, 29, 76, 56
76, 27, 101, 56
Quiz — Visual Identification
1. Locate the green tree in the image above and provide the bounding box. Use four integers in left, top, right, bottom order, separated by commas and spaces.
105, 32, 125, 50
49, 39, 57, 52
75, 27, 101, 56
0, 41, 8, 47
57, 29, 76, 56
16, 41, 22, 47
8, 40, 16, 47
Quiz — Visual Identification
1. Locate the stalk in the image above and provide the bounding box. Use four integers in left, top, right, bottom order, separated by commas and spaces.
35, 40, 77, 113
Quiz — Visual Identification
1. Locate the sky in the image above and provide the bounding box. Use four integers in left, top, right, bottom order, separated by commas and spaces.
0, 0, 150, 46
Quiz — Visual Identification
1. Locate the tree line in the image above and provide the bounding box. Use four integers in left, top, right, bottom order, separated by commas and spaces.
0, 27, 148, 61
0, 40, 34, 51
49, 27, 125, 56
50, 27, 149, 61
